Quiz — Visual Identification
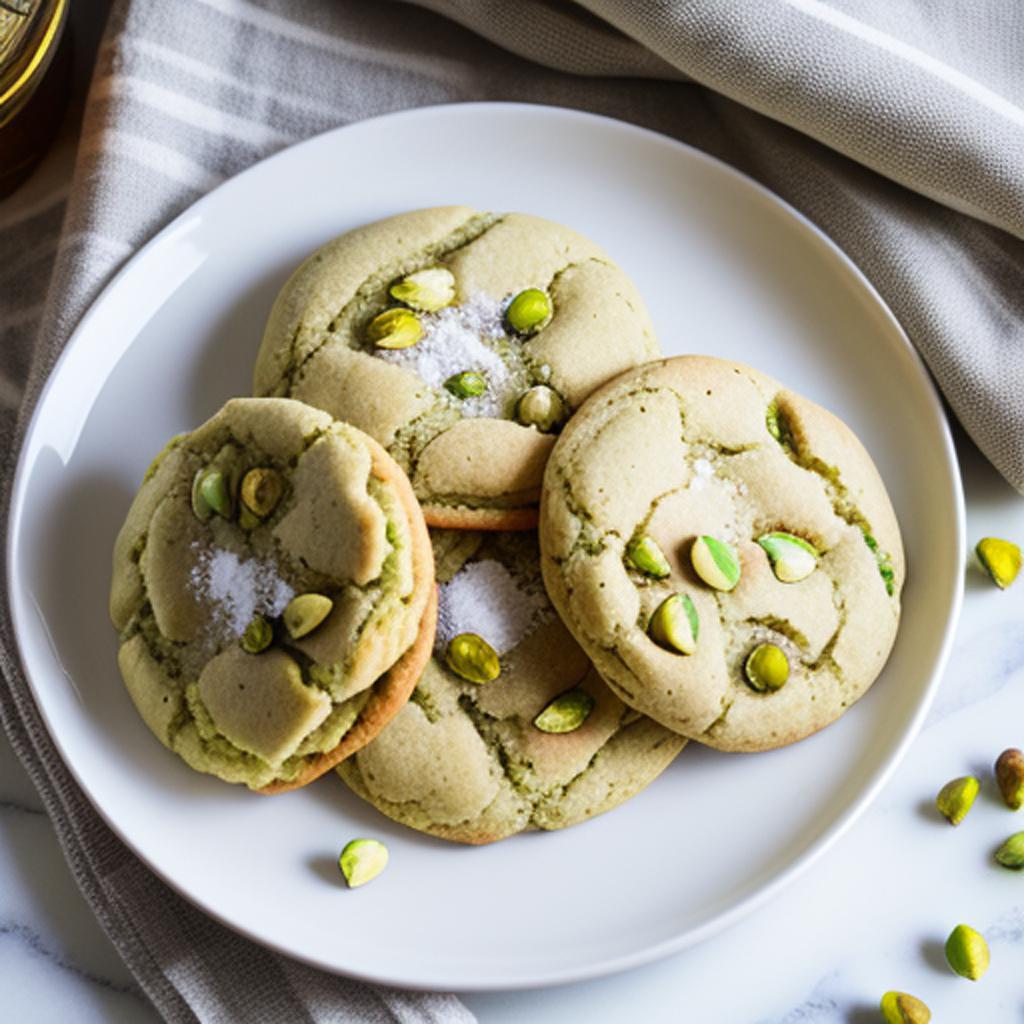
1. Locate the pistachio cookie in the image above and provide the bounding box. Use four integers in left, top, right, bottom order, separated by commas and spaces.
253, 206, 659, 530
337, 530, 685, 844
109, 397, 436, 792
539, 356, 905, 752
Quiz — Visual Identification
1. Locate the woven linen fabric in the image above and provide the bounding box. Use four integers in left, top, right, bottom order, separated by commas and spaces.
3, 0, 1024, 1019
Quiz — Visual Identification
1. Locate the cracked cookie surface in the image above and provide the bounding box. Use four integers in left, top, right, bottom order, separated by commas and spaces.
337, 530, 685, 844
539, 356, 905, 752
253, 206, 659, 529
109, 397, 435, 791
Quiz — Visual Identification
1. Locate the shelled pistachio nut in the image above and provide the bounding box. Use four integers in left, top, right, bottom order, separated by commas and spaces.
366, 308, 423, 350
339, 838, 389, 888
744, 643, 790, 692
691, 535, 741, 591
445, 632, 501, 684
936, 776, 980, 826
757, 532, 819, 583
505, 288, 552, 334
976, 536, 1022, 589
534, 688, 595, 734
444, 371, 487, 399
240, 467, 284, 519
626, 535, 671, 579
389, 267, 455, 312
996, 748, 1024, 810
241, 616, 273, 655
648, 593, 699, 655
191, 467, 231, 520
880, 991, 931, 1024
283, 593, 333, 639
995, 832, 1024, 869
515, 385, 564, 432
945, 923, 989, 980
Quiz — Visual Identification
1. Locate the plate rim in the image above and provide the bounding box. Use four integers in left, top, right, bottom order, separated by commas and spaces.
5, 100, 966, 991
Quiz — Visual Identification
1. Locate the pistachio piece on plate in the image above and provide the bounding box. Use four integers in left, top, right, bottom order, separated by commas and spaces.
976, 536, 1022, 589
505, 287, 552, 334
283, 593, 333, 639
339, 839, 389, 888
240, 616, 273, 654
691, 535, 741, 591
880, 991, 931, 1024
935, 776, 979, 826
534, 688, 595, 734
944, 924, 989, 980
445, 632, 501, 684
191, 467, 231, 521
757, 531, 819, 583
515, 385, 564, 432
648, 593, 698, 655
996, 748, 1024, 810
744, 643, 790, 692
240, 467, 283, 519
444, 371, 487, 399
995, 832, 1024, 869
626, 535, 671, 579
389, 267, 455, 312
366, 308, 423, 350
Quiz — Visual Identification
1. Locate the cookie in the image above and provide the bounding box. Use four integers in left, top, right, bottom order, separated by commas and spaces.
539, 356, 904, 752
109, 397, 435, 792
253, 206, 659, 530
337, 530, 685, 844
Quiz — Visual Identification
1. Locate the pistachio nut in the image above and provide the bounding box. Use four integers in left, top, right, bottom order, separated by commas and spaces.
757, 532, 819, 583
744, 643, 790, 693
238, 506, 261, 531
976, 536, 1022, 590
339, 838, 389, 888
534, 688, 595, 734
945, 923, 989, 981
936, 775, 980, 826
648, 593, 699, 655
515, 385, 565, 432
283, 593, 333, 639
880, 991, 931, 1024
240, 467, 283, 519
626, 535, 671, 579
996, 748, 1024, 810
389, 267, 455, 312
366, 307, 423, 350
241, 616, 273, 655
445, 632, 501, 684
691, 535, 741, 592
995, 831, 1024, 869
505, 288, 552, 334
444, 371, 487, 399
191, 467, 231, 520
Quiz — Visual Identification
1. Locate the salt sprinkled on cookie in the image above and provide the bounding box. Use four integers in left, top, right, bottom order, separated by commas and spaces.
436, 558, 546, 655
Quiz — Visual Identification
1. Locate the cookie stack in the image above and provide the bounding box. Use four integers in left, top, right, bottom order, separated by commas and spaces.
110, 207, 904, 844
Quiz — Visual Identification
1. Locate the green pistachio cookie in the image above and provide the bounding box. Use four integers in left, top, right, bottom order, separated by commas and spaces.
540, 356, 905, 752
337, 530, 685, 844
253, 206, 659, 530
109, 397, 436, 792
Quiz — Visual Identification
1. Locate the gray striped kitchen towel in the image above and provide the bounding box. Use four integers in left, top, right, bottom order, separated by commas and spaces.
3, 0, 1024, 1020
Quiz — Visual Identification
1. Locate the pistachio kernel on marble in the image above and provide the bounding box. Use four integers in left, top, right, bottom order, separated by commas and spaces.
388, 266, 456, 312
976, 536, 1022, 590
995, 832, 1024, 869
505, 287, 552, 334
935, 776, 980, 826
996, 748, 1024, 810
880, 991, 931, 1024
366, 307, 424, 350
757, 531, 819, 583
945, 923, 990, 981
240, 467, 284, 519
445, 632, 501, 685
743, 643, 790, 693
648, 593, 699, 655
534, 688, 595, 734
515, 385, 565, 432
690, 535, 741, 592
283, 593, 333, 639
191, 467, 231, 521
241, 616, 273, 655
444, 371, 487, 399
626, 535, 671, 579
339, 838, 389, 888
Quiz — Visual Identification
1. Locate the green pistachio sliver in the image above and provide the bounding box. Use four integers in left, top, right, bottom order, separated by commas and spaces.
945, 924, 989, 981
880, 991, 931, 1024
366, 308, 423, 350
626, 535, 671, 579
389, 267, 455, 312
445, 632, 501, 684
534, 688, 595, 734
757, 531, 819, 583
240, 467, 284, 519
648, 593, 698, 655
444, 371, 487, 399
976, 536, 1022, 590
995, 831, 1024, 869
505, 288, 552, 334
743, 643, 790, 692
283, 593, 333, 639
515, 385, 564, 432
936, 775, 979, 826
339, 839, 389, 888
191, 467, 231, 520
241, 616, 273, 655
691, 535, 741, 591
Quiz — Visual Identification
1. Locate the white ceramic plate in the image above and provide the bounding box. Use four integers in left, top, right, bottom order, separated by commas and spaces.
8, 103, 964, 990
